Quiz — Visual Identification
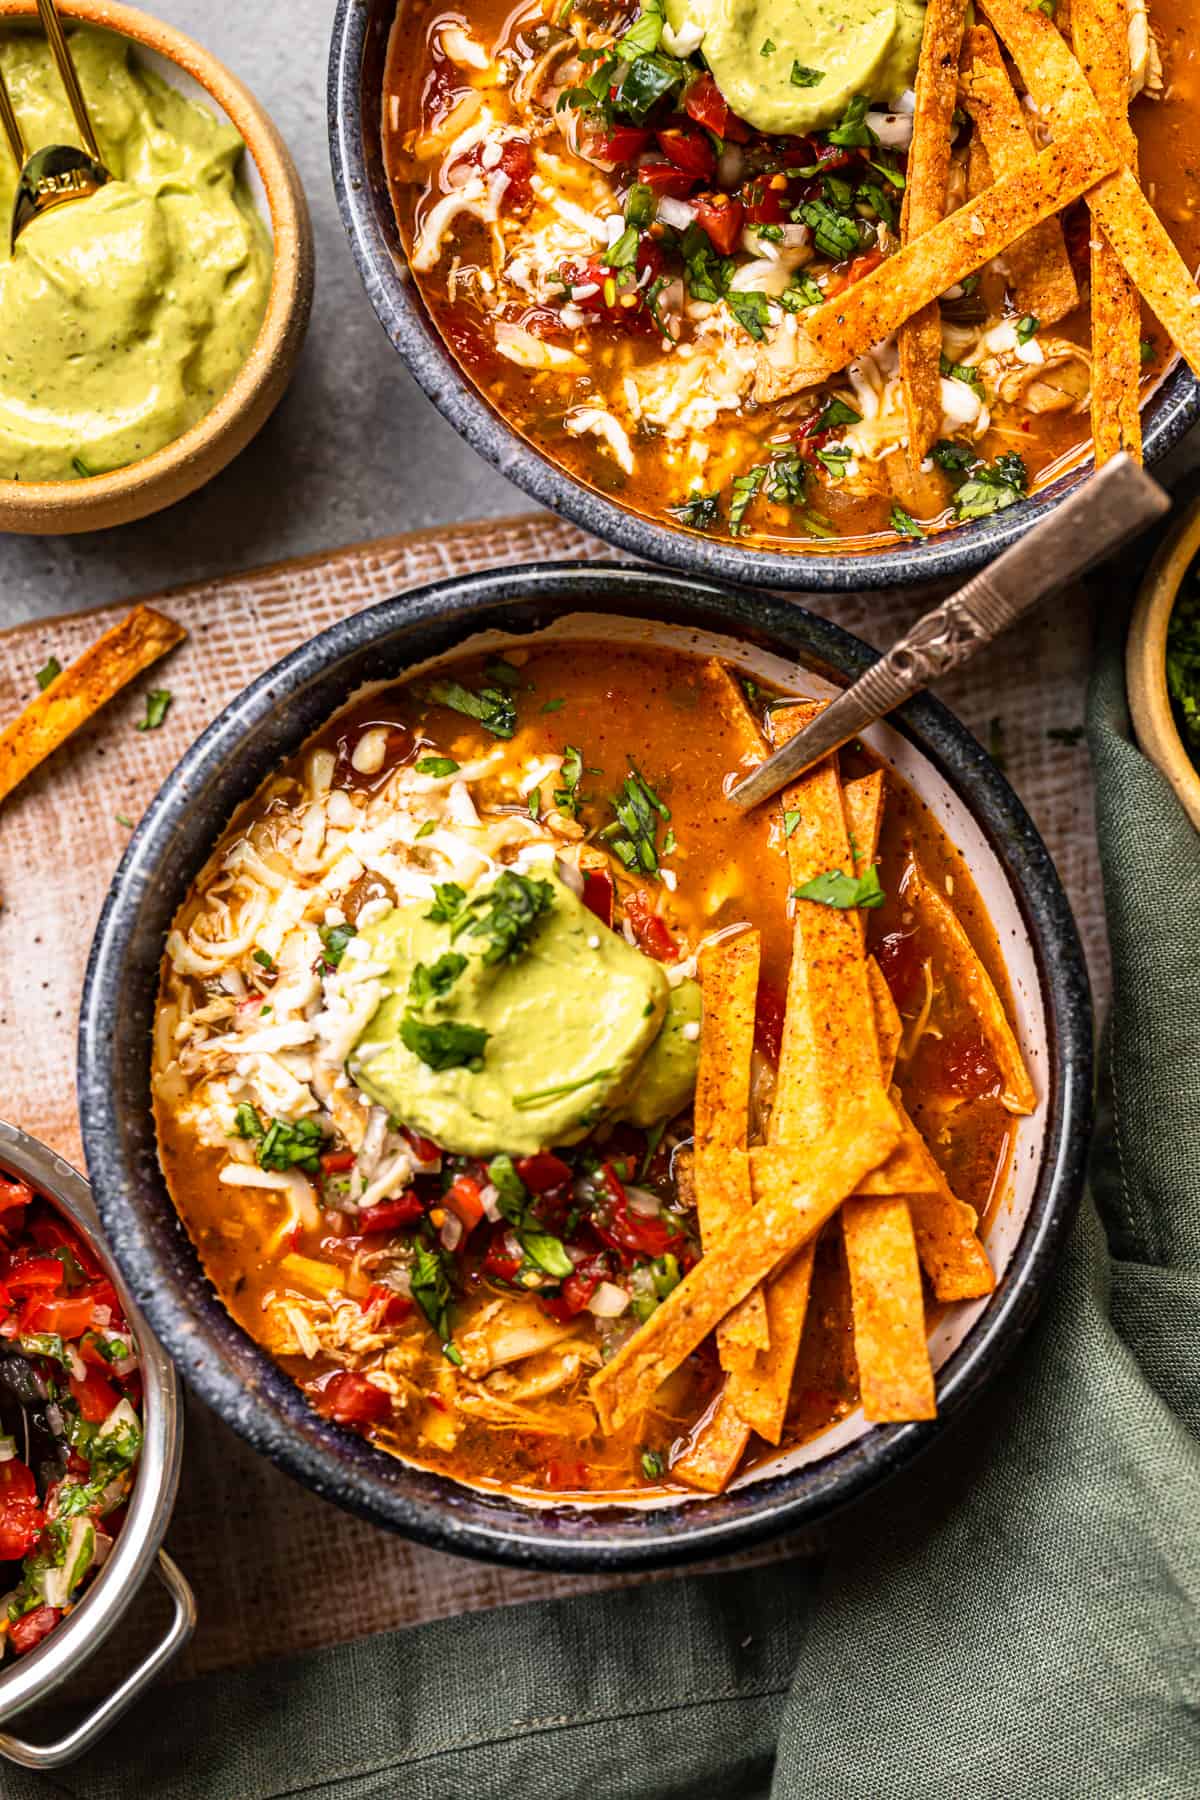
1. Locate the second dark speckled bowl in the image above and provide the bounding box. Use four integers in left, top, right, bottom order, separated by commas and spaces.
327, 0, 1200, 593
78, 564, 1092, 1570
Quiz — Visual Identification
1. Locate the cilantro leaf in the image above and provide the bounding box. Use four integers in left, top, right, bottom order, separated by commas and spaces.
137, 689, 172, 732
415, 755, 459, 777
35, 656, 61, 691
319, 921, 357, 968
668, 490, 721, 530
793, 866, 886, 909
408, 952, 468, 1007
426, 678, 516, 739
796, 198, 862, 260
890, 504, 926, 539
400, 1017, 489, 1070
791, 63, 824, 87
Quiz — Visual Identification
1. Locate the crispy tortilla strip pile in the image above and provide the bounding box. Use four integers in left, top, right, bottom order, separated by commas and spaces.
899, 0, 971, 464
1070, 0, 1143, 462
959, 25, 1079, 329
755, 121, 1117, 403
0, 605, 186, 810
981, 0, 1200, 380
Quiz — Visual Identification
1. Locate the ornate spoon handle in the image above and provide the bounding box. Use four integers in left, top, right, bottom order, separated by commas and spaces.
728, 452, 1170, 812
36, 0, 104, 165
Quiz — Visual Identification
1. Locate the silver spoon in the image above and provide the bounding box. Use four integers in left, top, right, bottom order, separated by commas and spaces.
728, 453, 1171, 812
0, 0, 110, 251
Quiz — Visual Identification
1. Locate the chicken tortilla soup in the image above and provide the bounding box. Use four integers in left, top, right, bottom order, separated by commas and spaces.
383, 0, 1200, 551
153, 642, 1036, 1500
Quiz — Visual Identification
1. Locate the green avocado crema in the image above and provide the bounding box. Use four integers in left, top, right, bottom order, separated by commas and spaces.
664, 0, 925, 135
348, 869, 702, 1157
0, 28, 272, 484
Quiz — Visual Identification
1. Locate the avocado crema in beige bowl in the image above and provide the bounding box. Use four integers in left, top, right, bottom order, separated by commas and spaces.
0, 25, 272, 484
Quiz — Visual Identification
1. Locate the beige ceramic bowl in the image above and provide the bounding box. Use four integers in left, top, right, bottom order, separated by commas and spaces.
0, 0, 313, 533
1127, 495, 1200, 831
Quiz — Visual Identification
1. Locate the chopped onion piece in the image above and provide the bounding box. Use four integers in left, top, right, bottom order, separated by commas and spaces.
656, 195, 697, 231
588, 1281, 631, 1318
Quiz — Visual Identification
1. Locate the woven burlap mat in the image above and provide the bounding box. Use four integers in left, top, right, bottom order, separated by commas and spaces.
0, 512, 1104, 1676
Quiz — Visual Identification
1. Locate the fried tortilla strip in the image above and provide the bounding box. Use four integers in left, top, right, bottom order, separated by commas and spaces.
697, 658, 767, 765
672, 1387, 759, 1494
1071, 0, 1142, 462
960, 25, 1079, 328
899, 0, 971, 463
695, 931, 770, 1364
909, 861, 1037, 1114
756, 121, 1117, 405
981, 0, 1200, 379
723, 704, 883, 1443
589, 1090, 900, 1434
842, 1194, 937, 1421
0, 606, 186, 809
869, 961, 903, 1085
894, 1097, 995, 1301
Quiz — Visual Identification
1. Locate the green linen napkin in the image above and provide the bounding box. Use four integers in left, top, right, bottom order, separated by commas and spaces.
9, 624, 1199, 1800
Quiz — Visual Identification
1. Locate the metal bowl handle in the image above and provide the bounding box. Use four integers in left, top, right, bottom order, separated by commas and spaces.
0, 1552, 195, 1770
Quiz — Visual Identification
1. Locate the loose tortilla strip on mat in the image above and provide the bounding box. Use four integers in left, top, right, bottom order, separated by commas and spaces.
959, 24, 1079, 328
909, 862, 1037, 1114
0, 606, 186, 809
893, 1097, 995, 1301
695, 931, 770, 1361
842, 1194, 937, 1422
756, 122, 1117, 405
981, 0, 1200, 380
589, 1091, 900, 1434
899, 0, 971, 462
1071, 0, 1142, 463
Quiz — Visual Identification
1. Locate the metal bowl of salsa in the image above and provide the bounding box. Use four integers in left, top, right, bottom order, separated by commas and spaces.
0, 1122, 192, 1771
78, 562, 1092, 1568
328, 0, 1200, 591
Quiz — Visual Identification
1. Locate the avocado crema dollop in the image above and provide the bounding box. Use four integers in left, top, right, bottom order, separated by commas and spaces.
0, 28, 272, 484
664, 0, 925, 135
348, 868, 701, 1157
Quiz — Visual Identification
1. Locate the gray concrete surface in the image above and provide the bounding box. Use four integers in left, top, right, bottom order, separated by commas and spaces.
0, 0, 523, 627
1, 0, 1198, 628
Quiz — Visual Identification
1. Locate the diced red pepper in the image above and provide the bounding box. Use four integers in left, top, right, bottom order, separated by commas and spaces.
581, 868, 615, 929
590, 1164, 686, 1264
636, 160, 696, 199
364, 1283, 415, 1327
0, 1176, 34, 1218
442, 1174, 485, 1234
28, 1213, 102, 1275
682, 72, 729, 137
515, 1153, 572, 1195
741, 176, 787, 225
694, 193, 744, 256
823, 247, 884, 297
10, 1605, 62, 1656
400, 1126, 442, 1166
541, 1253, 609, 1322
624, 891, 677, 962
754, 977, 786, 1067
482, 1231, 523, 1284
657, 123, 715, 182
4, 1257, 64, 1297
357, 1193, 425, 1235
321, 1371, 392, 1428
23, 1294, 96, 1338
582, 122, 652, 167
320, 1149, 356, 1176
69, 1367, 119, 1424
0, 1460, 43, 1561
498, 137, 534, 210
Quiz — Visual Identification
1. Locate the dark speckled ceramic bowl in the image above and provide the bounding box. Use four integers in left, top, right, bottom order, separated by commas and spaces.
327, 0, 1199, 593
78, 564, 1092, 1570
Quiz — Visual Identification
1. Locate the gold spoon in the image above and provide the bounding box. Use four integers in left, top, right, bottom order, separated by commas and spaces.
0, 0, 110, 250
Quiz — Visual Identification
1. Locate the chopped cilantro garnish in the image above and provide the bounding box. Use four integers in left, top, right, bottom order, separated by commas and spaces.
939, 354, 985, 397
812, 397, 862, 433
259, 1115, 324, 1174
252, 948, 275, 971
137, 689, 172, 732
319, 921, 357, 968
931, 439, 976, 473
668, 489, 722, 530
729, 466, 766, 535
723, 286, 771, 341
451, 870, 555, 964
760, 37, 775, 56
426, 677, 516, 739
426, 882, 467, 924
411, 1243, 457, 1351
783, 810, 800, 838
826, 94, 876, 148
541, 698, 566, 713
1016, 314, 1040, 345
603, 767, 671, 875
554, 744, 586, 818
233, 1103, 264, 1141
35, 656, 61, 691
890, 504, 926, 540
415, 755, 460, 777
400, 1017, 489, 1071
793, 866, 885, 909
796, 198, 862, 260
408, 952, 468, 1007
791, 63, 824, 87
415, 819, 437, 839
641, 1448, 665, 1479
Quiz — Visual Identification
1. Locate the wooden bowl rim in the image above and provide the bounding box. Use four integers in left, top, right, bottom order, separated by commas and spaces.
0, 0, 313, 528
1127, 495, 1200, 833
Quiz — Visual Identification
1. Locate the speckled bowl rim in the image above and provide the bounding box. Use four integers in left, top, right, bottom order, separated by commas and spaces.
0, 0, 314, 533
78, 563, 1092, 1571
327, 0, 1200, 594
1127, 493, 1200, 831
